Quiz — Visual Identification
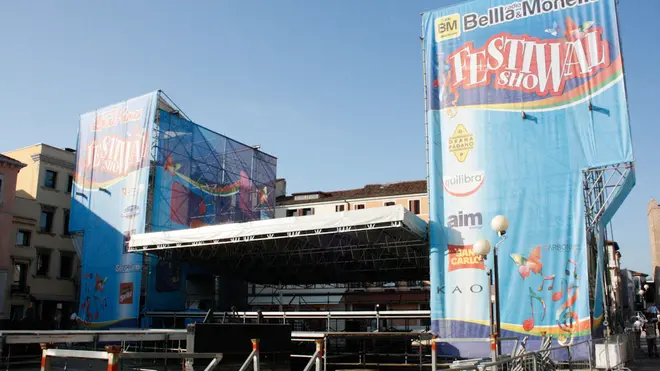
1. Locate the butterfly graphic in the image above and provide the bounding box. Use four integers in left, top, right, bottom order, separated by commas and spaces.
545, 21, 560, 36
545, 18, 595, 41
94, 274, 108, 293
510, 246, 543, 279
564, 17, 595, 41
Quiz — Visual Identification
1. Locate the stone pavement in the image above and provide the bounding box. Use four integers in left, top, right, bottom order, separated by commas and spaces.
626, 340, 660, 371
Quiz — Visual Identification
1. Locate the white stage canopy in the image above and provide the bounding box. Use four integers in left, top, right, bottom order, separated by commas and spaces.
128, 205, 428, 284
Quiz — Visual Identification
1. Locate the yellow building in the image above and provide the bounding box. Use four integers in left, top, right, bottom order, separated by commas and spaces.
3, 144, 79, 325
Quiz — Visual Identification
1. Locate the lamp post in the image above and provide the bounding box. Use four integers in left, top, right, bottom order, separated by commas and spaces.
474, 215, 509, 363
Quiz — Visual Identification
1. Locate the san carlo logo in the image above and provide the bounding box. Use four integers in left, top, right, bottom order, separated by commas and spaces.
448, 124, 474, 163
447, 244, 485, 272
443, 170, 485, 197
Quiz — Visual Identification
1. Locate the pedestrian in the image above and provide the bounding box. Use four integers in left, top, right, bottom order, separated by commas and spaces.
644, 318, 658, 357
634, 318, 643, 349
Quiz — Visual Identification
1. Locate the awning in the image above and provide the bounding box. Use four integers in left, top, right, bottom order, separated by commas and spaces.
129, 205, 429, 284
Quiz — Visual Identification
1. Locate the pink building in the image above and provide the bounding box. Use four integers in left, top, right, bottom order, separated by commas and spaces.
0, 154, 26, 322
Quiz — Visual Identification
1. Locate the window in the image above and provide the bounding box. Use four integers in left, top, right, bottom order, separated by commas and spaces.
67, 175, 73, 193
301, 208, 314, 216
44, 170, 58, 189
12, 263, 28, 291
16, 230, 31, 247
409, 200, 421, 215
335, 205, 345, 212
0, 173, 4, 201
384, 201, 396, 207
355, 204, 365, 210
287, 208, 314, 216
60, 254, 74, 278
63, 209, 70, 235
36, 250, 51, 276
40, 209, 54, 233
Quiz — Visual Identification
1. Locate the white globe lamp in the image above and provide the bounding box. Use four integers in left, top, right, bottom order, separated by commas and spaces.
491, 215, 509, 236
473, 239, 492, 257
639, 289, 646, 296
644, 284, 650, 290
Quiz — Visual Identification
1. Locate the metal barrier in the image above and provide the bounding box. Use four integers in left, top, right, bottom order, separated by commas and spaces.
37, 337, 320, 371
39, 343, 224, 371
431, 335, 633, 371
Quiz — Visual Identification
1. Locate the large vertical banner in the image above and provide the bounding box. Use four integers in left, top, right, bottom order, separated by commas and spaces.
70, 92, 158, 328
423, 0, 633, 356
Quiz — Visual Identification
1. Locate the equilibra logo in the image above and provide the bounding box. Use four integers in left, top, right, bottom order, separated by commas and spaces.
448, 124, 474, 162
447, 210, 482, 230
448, 244, 485, 272
443, 170, 485, 197
92, 107, 144, 132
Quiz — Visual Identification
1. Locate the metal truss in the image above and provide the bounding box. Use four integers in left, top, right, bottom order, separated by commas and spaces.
582, 162, 634, 234
137, 223, 429, 285
582, 161, 634, 336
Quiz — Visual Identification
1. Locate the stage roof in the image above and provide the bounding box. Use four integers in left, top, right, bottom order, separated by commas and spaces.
128, 205, 429, 284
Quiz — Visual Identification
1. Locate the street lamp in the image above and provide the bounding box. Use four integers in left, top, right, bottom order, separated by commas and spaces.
473, 215, 509, 362
644, 284, 650, 291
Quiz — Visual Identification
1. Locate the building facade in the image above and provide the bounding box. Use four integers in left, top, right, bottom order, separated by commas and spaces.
3, 144, 79, 326
0, 154, 26, 326
275, 179, 429, 221
649, 199, 660, 271
247, 179, 431, 330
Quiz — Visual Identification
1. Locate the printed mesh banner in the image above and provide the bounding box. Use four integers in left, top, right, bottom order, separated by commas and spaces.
70, 92, 158, 328
145, 109, 277, 312
423, 0, 633, 357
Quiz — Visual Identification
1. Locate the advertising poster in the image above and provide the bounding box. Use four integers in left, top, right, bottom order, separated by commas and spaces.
70, 92, 158, 328
146, 109, 277, 311
423, 0, 633, 357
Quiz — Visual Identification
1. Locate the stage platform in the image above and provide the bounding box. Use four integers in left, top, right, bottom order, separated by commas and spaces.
128, 205, 429, 284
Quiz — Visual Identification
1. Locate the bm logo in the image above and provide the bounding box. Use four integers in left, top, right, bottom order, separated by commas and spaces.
435, 14, 461, 41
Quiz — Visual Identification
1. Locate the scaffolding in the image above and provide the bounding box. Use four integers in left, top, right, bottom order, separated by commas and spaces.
147, 95, 277, 233
582, 161, 635, 337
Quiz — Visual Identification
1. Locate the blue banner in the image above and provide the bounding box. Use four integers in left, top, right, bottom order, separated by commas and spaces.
70, 92, 158, 328
145, 109, 278, 313
423, 0, 633, 357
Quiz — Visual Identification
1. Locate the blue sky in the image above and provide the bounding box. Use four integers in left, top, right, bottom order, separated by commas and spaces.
0, 1, 658, 274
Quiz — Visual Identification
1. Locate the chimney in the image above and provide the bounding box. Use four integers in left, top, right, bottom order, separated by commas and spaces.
275, 179, 287, 198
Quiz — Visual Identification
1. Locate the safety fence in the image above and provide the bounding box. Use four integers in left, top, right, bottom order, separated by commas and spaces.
0, 328, 636, 370
432, 334, 634, 371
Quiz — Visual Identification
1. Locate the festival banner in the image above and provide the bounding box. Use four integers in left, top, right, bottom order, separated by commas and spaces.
144, 109, 278, 312
423, 0, 633, 357
70, 92, 158, 328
